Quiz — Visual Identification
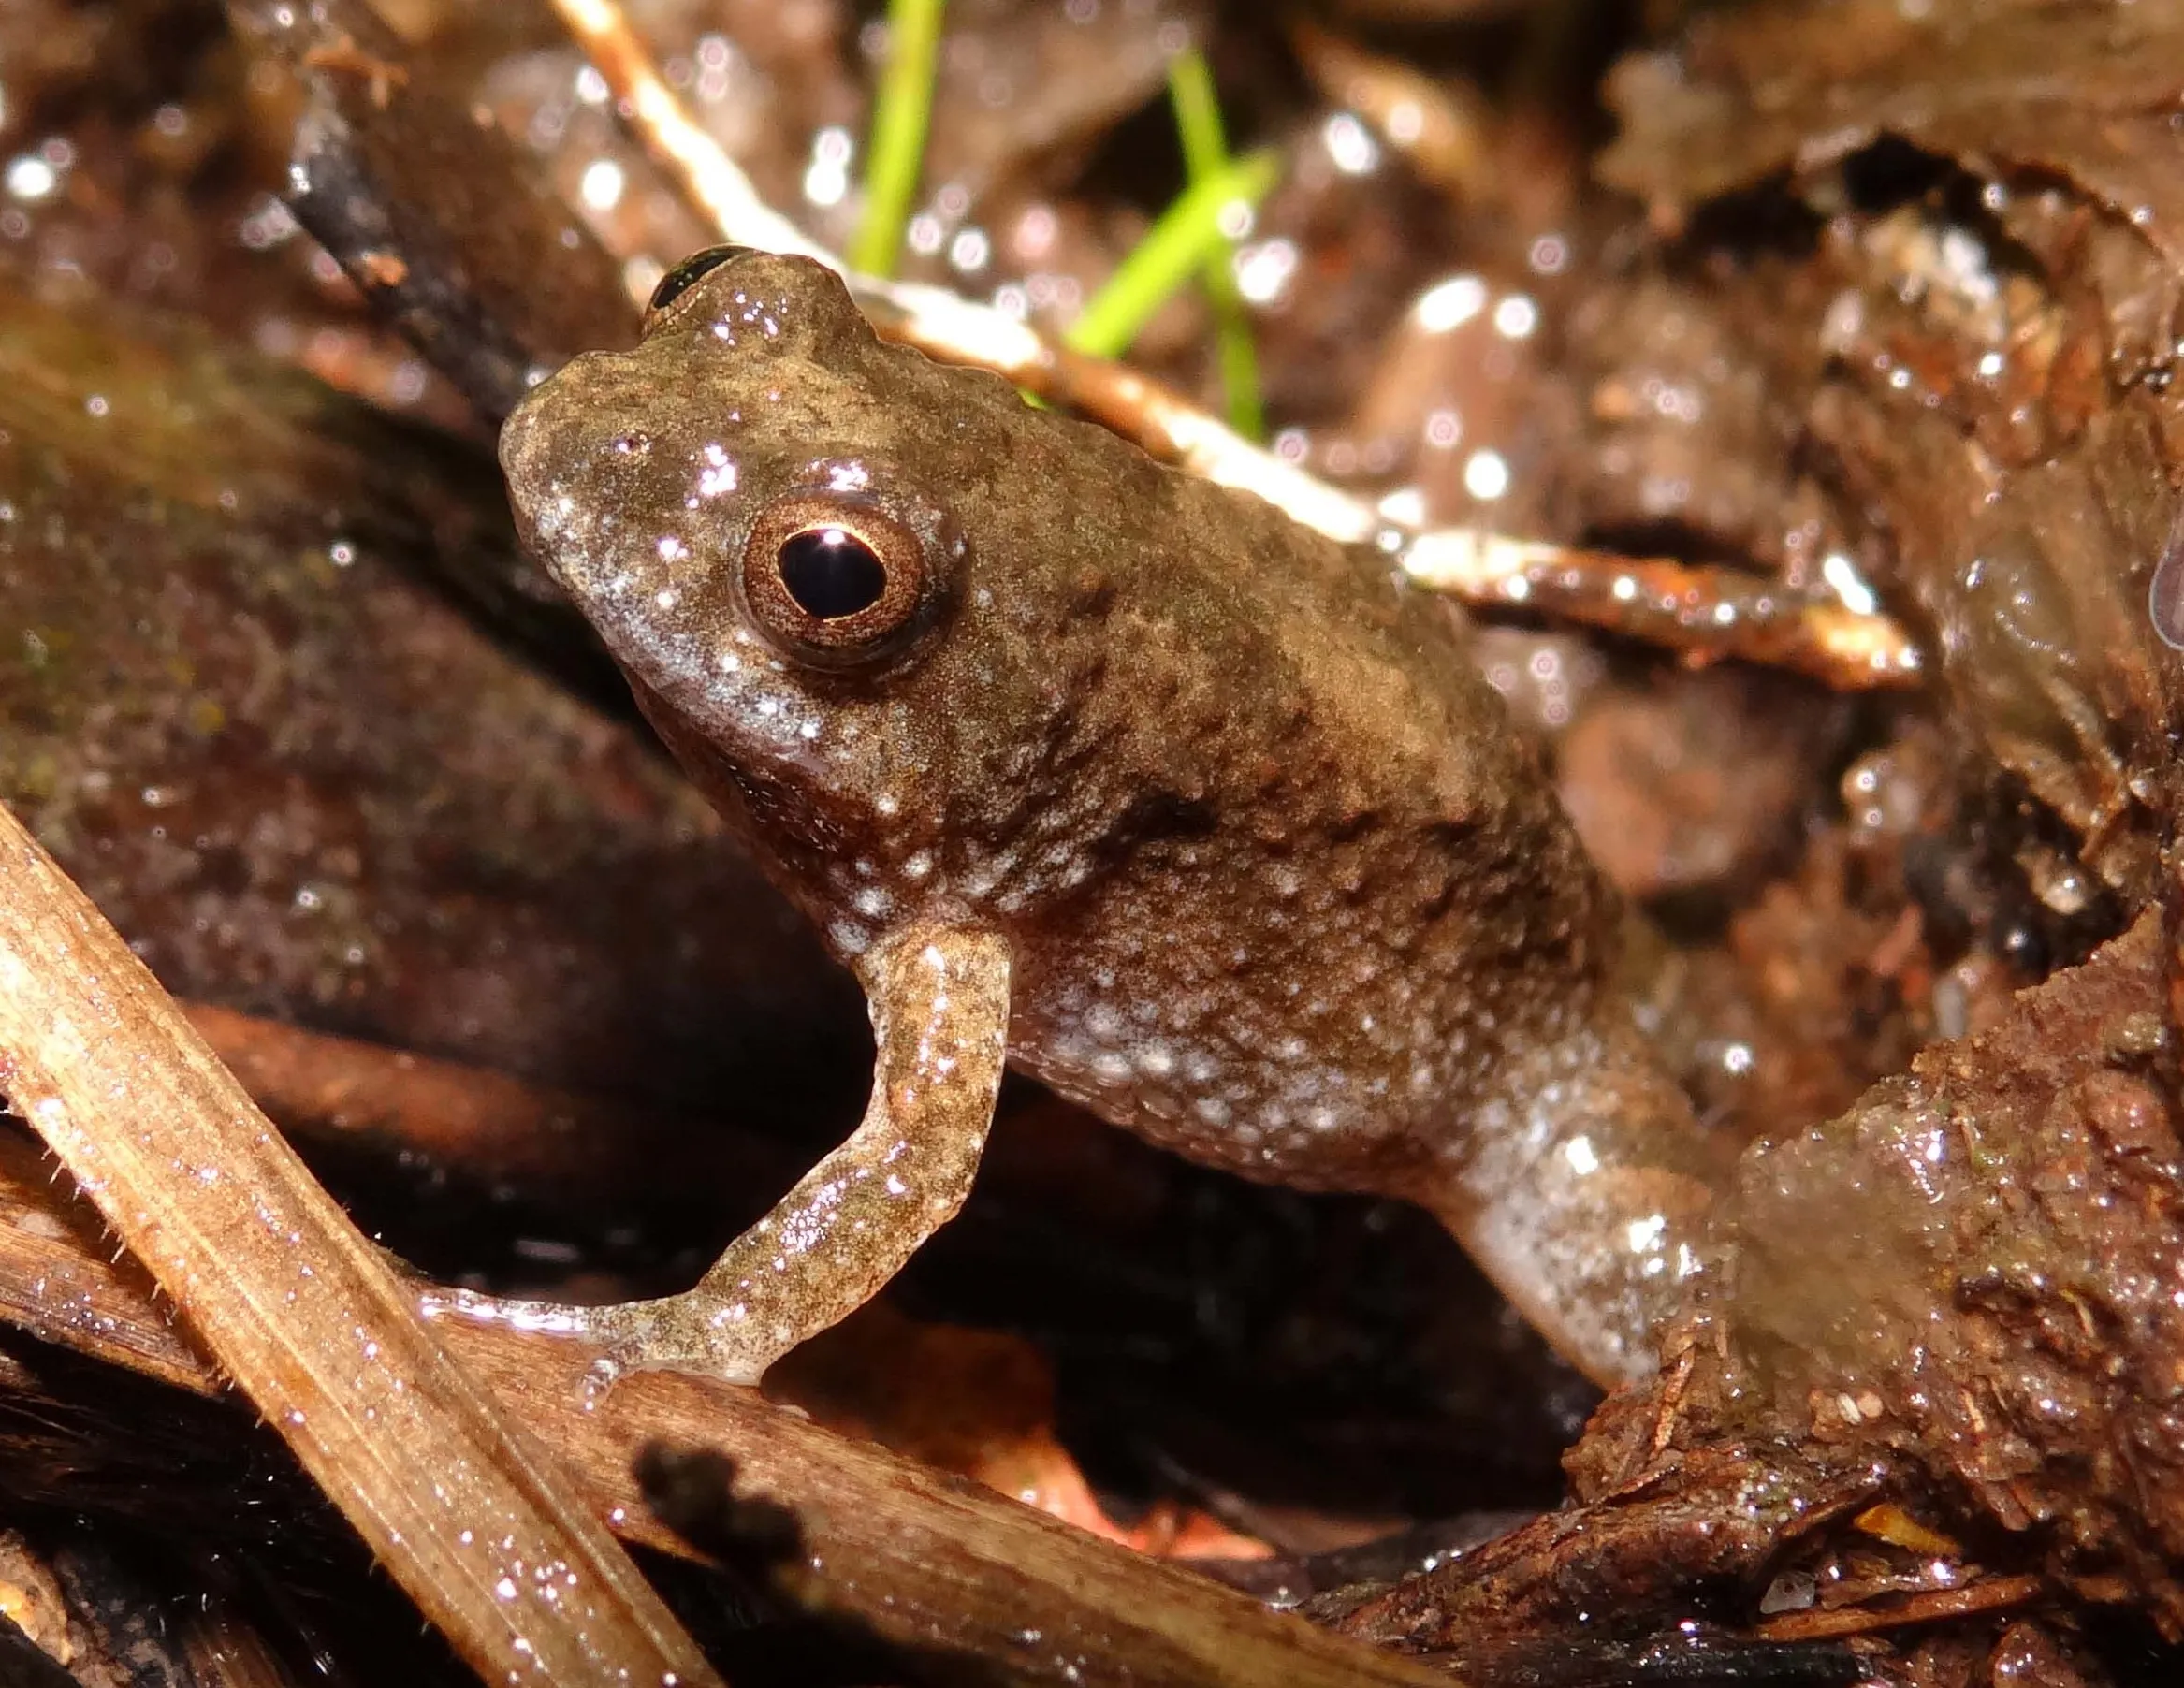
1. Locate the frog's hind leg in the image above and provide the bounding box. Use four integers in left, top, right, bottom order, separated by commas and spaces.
1427, 1011, 1726, 1390
422, 920, 1012, 1386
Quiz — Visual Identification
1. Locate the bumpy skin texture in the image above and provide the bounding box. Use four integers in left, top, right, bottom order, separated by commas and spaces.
499, 252, 1718, 1384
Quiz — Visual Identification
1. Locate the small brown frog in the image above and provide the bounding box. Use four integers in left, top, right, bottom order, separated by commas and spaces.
470, 246, 1720, 1387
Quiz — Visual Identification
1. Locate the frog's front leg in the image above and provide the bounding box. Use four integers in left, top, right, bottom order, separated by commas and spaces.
423, 919, 1011, 1385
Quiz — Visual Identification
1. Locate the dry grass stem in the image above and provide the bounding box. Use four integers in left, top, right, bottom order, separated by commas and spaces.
0, 1118, 1463, 1688
0, 802, 721, 1688
182, 1000, 796, 1206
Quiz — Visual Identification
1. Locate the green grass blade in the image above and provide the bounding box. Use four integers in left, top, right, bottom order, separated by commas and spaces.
851, 0, 948, 278
1166, 49, 1264, 440
1167, 47, 1230, 185
1063, 148, 1279, 371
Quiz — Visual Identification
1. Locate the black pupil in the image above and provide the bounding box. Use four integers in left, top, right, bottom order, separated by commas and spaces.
778, 528, 887, 619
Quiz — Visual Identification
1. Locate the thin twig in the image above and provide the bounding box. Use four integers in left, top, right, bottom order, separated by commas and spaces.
181, 1000, 798, 1206
0, 803, 721, 1688
1753, 1573, 2045, 1640
545, 0, 1922, 690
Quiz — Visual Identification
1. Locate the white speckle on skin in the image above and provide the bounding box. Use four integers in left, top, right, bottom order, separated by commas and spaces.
698, 445, 738, 498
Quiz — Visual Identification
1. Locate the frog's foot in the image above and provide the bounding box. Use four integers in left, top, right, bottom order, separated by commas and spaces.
419, 1278, 798, 1388
419, 919, 1012, 1387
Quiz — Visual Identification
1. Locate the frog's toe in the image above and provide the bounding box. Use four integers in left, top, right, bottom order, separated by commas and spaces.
576, 1292, 782, 1387
418, 921, 1012, 1391
416, 1282, 784, 1386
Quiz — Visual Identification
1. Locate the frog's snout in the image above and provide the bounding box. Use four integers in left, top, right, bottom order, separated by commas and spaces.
496, 357, 648, 594
497, 384, 551, 513
497, 393, 569, 579
496, 377, 569, 513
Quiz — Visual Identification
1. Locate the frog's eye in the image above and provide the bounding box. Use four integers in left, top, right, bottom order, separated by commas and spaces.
646, 245, 755, 329
739, 493, 942, 669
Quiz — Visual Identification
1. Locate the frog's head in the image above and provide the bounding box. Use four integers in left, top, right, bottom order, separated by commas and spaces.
500, 246, 1137, 950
